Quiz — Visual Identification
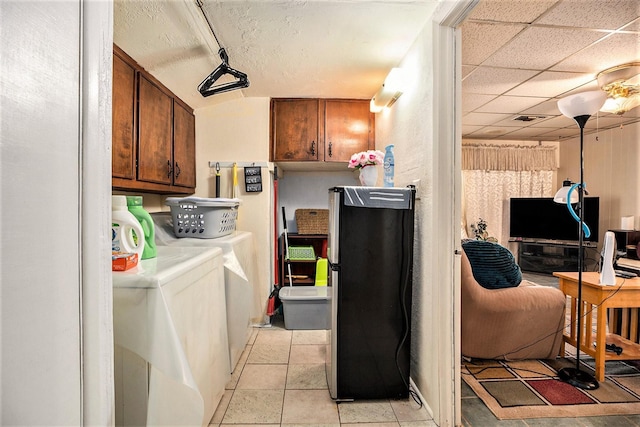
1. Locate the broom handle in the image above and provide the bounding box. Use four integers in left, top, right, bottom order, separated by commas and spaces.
282, 207, 293, 287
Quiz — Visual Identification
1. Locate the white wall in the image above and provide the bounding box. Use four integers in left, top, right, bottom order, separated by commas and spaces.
194, 98, 273, 323
1, 1, 114, 424
374, 18, 441, 421
557, 121, 640, 243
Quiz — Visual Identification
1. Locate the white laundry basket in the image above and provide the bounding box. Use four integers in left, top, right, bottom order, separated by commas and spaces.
166, 197, 240, 238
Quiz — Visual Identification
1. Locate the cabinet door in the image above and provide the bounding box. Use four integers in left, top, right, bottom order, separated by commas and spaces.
112, 52, 136, 180
325, 100, 373, 162
173, 102, 196, 188
137, 75, 173, 185
272, 99, 320, 161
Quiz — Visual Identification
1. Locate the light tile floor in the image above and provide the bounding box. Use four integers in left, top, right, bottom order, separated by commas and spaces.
209, 324, 436, 426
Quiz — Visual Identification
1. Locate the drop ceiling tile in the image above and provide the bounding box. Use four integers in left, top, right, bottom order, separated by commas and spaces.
583, 115, 632, 129
475, 95, 548, 114
482, 27, 605, 70
462, 67, 539, 95
535, 0, 640, 30
506, 71, 595, 97
621, 19, 640, 31
467, 0, 559, 23
521, 99, 562, 116
528, 115, 575, 128
462, 125, 485, 135
467, 126, 521, 139
462, 22, 525, 65
491, 114, 551, 128
500, 127, 560, 139
462, 65, 476, 79
538, 127, 582, 139
560, 80, 600, 96
551, 33, 640, 73
463, 93, 496, 113
463, 112, 514, 126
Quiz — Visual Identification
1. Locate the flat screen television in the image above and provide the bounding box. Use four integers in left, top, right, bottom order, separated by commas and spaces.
509, 197, 600, 242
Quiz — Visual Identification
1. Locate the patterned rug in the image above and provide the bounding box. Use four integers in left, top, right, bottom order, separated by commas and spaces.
462, 356, 640, 419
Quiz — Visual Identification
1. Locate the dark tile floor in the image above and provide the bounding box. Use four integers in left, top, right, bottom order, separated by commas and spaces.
461, 271, 640, 427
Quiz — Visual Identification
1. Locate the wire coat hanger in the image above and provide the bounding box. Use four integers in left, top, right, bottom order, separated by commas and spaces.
195, 0, 249, 97
197, 48, 249, 97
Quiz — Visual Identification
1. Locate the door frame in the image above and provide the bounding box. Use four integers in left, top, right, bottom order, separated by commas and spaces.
432, 1, 478, 425
81, 1, 115, 425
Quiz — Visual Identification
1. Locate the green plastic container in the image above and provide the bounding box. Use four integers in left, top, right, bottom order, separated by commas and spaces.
126, 196, 157, 259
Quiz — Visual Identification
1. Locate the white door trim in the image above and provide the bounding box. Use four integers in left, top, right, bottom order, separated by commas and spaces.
81, 1, 115, 425
431, 1, 477, 426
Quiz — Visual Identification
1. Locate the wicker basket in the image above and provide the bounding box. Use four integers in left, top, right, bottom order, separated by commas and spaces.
295, 209, 329, 235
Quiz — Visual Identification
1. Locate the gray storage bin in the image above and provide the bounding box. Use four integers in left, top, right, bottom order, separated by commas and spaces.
278, 286, 330, 330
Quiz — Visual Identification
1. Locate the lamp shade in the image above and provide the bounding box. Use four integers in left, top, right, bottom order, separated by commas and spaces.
557, 90, 607, 118
554, 180, 578, 204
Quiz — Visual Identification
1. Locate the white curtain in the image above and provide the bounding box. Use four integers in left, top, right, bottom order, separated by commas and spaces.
462, 144, 557, 246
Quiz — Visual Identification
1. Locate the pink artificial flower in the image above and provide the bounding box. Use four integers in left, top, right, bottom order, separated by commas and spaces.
347, 150, 386, 169
348, 154, 360, 168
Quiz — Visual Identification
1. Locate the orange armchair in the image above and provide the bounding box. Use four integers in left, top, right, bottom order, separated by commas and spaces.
461, 249, 566, 360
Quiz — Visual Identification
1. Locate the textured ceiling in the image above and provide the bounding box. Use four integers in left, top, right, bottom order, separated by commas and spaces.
114, 0, 640, 142
114, 0, 436, 110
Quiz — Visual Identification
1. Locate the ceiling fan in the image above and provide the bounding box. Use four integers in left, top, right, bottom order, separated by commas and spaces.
597, 62, 640, 115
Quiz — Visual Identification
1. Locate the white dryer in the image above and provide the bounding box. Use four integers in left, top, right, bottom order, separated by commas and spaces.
152, 212, 261, 372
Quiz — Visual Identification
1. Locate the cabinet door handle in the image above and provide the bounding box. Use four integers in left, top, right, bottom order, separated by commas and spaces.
310, 140, 316, 156
175, 162, 181, 178
167, 160, 173, 178
328, 141, 333, 157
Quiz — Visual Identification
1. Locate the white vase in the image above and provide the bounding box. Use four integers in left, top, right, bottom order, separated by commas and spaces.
359, 165, 378, 186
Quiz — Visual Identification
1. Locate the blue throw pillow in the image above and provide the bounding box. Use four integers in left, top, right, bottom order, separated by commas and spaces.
462, 240, 522, 289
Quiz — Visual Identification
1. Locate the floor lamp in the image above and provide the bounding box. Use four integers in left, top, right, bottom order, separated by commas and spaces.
555, 90, 607, 390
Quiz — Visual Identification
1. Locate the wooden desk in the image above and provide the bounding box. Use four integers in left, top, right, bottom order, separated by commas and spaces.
553, 272, 640, 381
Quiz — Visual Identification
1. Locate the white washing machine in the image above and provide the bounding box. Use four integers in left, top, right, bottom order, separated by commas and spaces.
113, 246, 229, 427
152, 212, 260, 372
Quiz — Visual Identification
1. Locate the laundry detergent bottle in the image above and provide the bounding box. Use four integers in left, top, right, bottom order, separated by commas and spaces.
126, 195, 157, 259
112, 195, 145, 258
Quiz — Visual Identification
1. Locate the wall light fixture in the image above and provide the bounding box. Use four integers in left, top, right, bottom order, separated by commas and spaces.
370, 68, 405, 113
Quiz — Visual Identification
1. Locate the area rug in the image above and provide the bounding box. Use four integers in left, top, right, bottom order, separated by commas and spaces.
462, 356, 640, 419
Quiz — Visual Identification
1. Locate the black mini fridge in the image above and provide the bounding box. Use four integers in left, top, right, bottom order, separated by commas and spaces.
326, 186, 415, 400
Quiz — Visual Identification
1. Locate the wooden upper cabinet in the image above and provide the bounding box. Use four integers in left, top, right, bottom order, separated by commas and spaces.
324, 100, 373, 162
112, 50, 136, 180
270, 98, 374, 164
111, 44, 195, 194
137, 75, 173, 185
271, 99, 321, 161
173, 101, 196, 188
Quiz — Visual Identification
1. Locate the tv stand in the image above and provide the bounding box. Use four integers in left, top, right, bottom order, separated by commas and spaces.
513, 239, 597, 274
